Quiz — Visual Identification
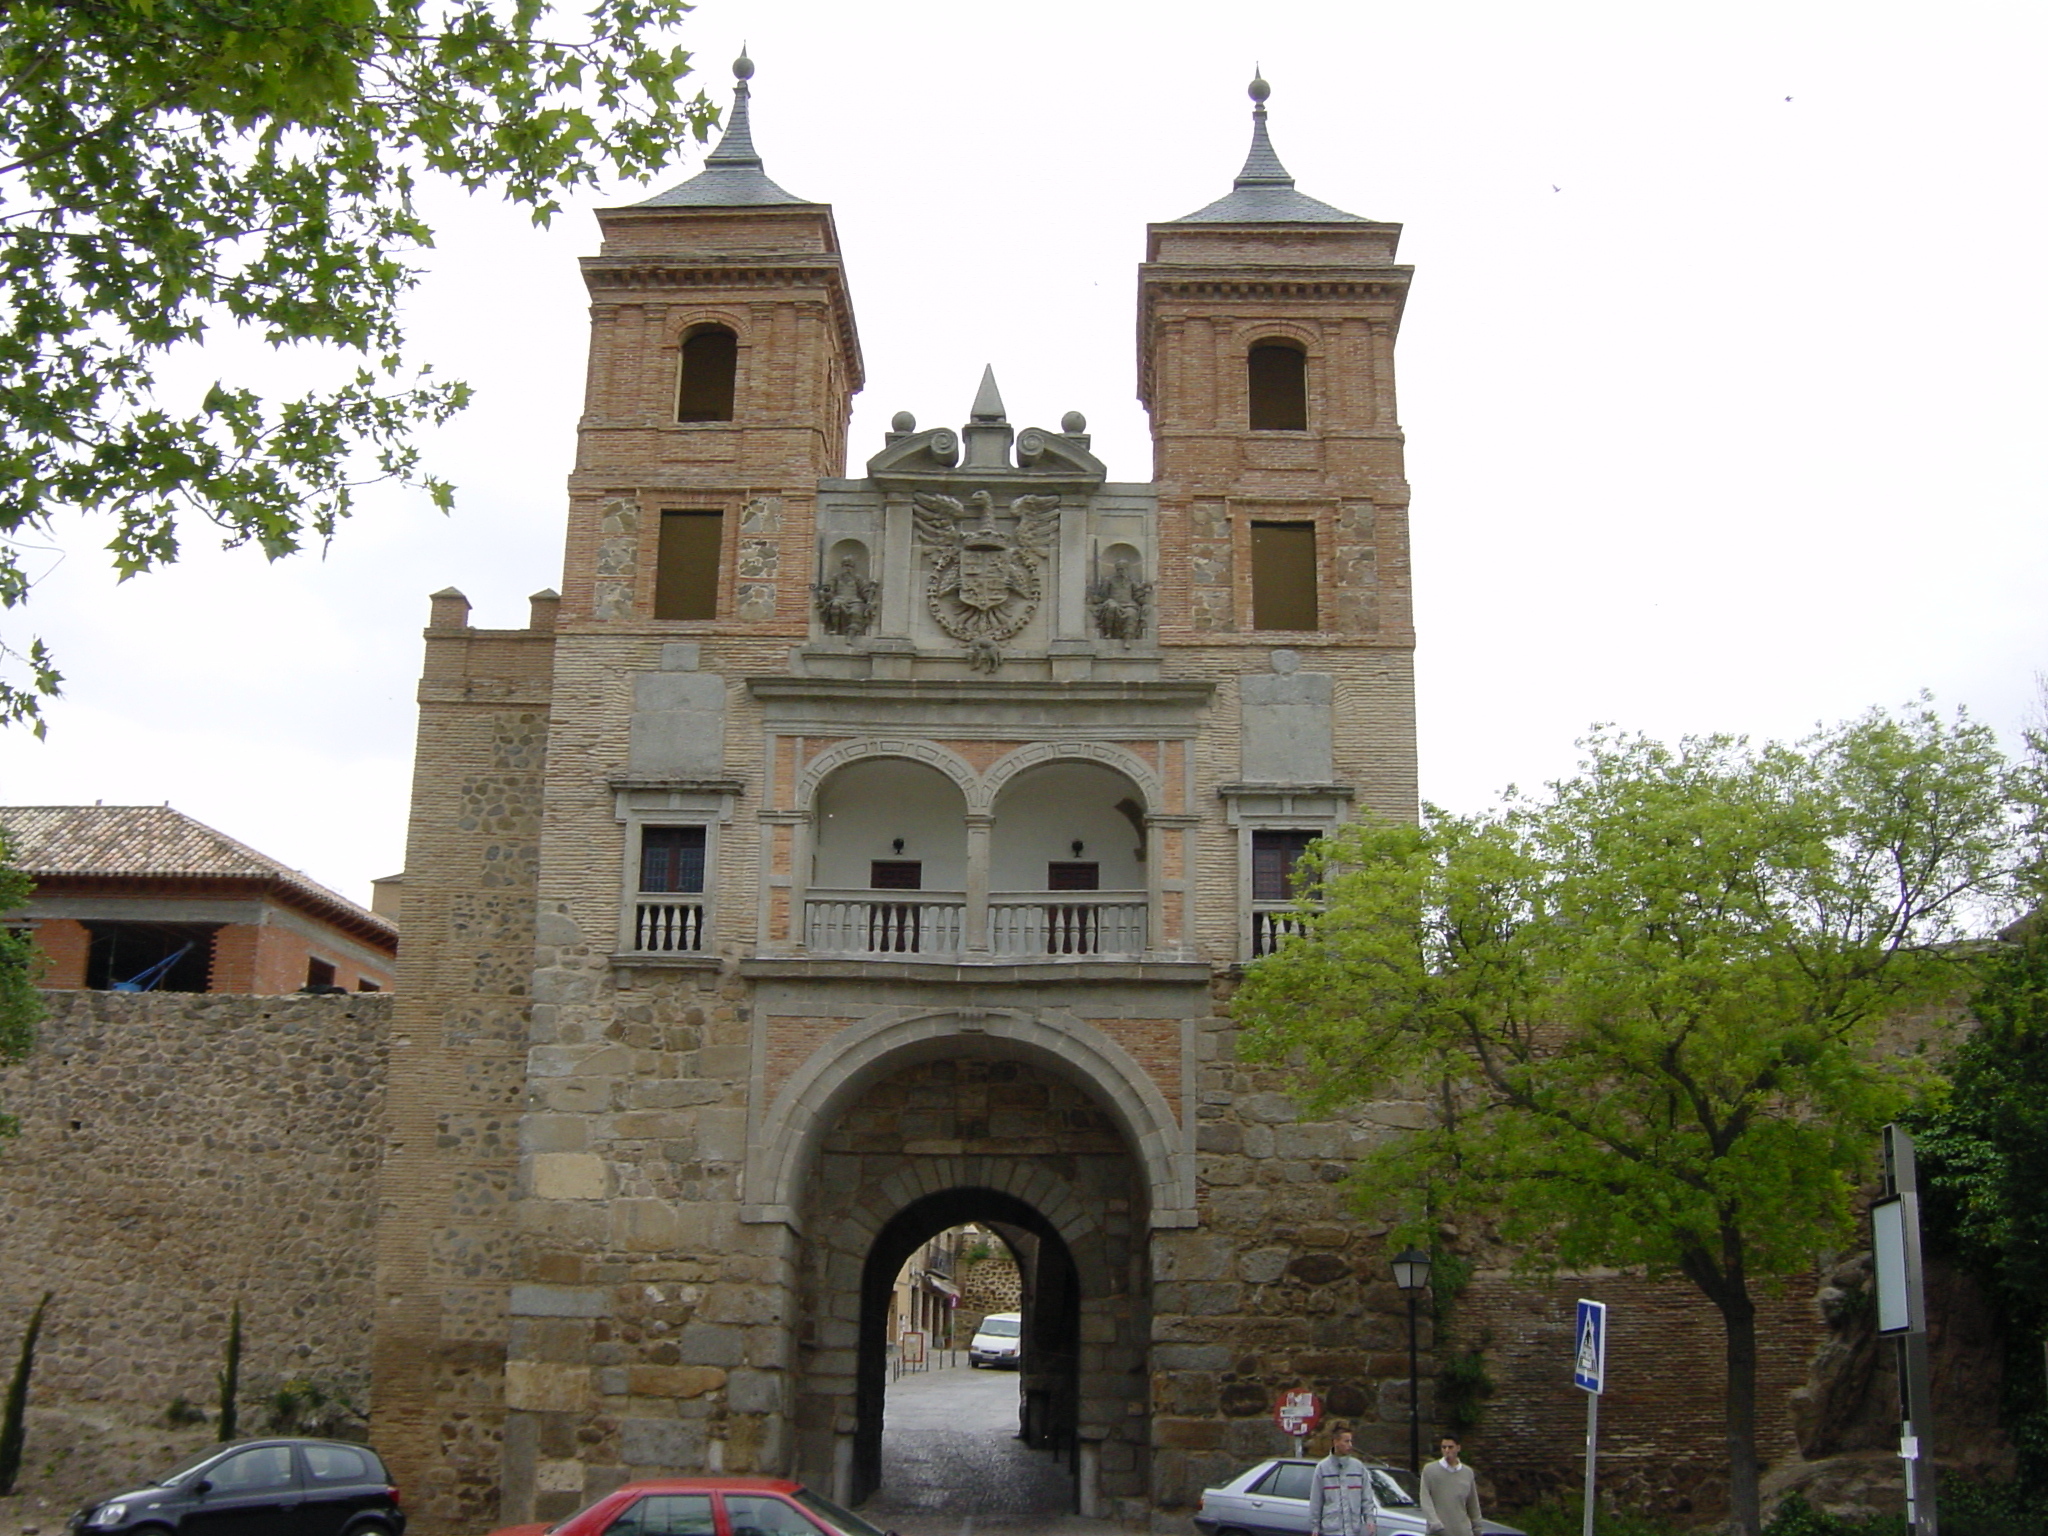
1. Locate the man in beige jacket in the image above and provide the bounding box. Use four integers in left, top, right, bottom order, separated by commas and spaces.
1419, 1434, 1484, 1536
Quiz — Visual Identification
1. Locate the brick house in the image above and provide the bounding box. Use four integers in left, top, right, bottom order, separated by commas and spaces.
2, 804, 397, 994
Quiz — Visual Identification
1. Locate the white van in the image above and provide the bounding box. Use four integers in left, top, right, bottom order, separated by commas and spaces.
968, 1311, 1022, 1368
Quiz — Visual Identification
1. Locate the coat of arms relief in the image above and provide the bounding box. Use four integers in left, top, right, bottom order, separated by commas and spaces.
912, 489, 1062, 673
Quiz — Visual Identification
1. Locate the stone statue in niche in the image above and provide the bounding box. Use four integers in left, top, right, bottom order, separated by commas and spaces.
1089, 559, 1152, 640
813, 555, 879, 637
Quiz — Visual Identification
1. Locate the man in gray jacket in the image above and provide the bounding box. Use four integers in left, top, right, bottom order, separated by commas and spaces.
1307, 1422, 1377, 1536
1419, 1434, 1484, 1536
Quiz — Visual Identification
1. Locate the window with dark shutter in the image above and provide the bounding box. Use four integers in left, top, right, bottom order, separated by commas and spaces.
1251, 830, 1319, 902
641, 826, 707, 893
869, 860, 923, 890
1250, 521, 1318, 631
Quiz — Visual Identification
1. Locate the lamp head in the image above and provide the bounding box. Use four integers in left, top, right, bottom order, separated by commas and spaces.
1391, 1246, 1433, 1293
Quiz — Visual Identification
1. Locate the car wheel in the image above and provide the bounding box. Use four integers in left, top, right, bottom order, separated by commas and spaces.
1216, 1528, 1254, 1536
347, 1521, 397, 1536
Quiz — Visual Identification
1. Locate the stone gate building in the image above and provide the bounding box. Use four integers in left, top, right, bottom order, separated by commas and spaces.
372, 62, 1425, 1529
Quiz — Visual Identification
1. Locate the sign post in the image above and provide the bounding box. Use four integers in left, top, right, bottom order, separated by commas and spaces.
1274, 1389, 1323, 1459
1573, 1300, 1606, 1536
1874, 1125, 1939, 1535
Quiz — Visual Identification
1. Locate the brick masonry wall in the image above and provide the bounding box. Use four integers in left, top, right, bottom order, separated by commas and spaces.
25, 918, 87, 988
0, 990, 389, 1414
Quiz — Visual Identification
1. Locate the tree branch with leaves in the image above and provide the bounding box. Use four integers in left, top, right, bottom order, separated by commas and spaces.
0, 0, 719, 731
1235, 701, 2043, 1535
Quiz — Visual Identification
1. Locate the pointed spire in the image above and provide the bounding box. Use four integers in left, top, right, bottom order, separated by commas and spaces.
704, 47, 762, 169
962, 366, 1015, 469
1233, 69, 1294, 189
635, 49, 808, 208
1169, 71, 1366, 224
970, 365, 1008, 422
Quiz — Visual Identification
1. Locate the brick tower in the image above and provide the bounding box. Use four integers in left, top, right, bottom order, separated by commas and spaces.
375, 65, 1422, 1531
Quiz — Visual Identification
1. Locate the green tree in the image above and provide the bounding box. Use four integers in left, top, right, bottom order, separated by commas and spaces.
0, 829, 41, 1138
1915, 921, 2048, 1492
1236, 703, 2040, 1536
0, 1291, 52, 1495
216, 1299, 241, 1441
0, 0, 718, 731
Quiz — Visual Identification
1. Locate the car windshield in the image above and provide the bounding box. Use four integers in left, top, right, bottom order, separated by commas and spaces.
977, 1317, 1020, 1337
1371, 1467, 1418, 1507
791, 1488, 891, 1536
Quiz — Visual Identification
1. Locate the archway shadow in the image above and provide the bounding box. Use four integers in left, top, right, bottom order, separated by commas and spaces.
855, 1189, 1079, 1517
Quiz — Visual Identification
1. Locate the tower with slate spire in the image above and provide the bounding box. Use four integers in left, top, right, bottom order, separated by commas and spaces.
562, 50, 863, 632
1140, 73, 1416, 656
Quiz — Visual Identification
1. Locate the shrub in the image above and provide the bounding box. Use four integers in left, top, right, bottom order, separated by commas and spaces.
1508, 1494, 1683, 1536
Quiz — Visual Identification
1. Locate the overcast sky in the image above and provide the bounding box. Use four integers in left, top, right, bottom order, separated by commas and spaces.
2, 0, 2043, 909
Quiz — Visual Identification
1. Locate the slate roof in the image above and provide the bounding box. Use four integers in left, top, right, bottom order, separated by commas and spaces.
1170, 78, 1366, 225
636, 54, 811, 209
1, 804, 395, 946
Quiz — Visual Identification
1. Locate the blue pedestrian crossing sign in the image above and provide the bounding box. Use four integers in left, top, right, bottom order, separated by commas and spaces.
1573, 1299, 1607, 1394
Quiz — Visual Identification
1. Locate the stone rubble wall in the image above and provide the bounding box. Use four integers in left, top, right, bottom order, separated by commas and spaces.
958, 1249, 1024, 1332
0, 990, 390, 1419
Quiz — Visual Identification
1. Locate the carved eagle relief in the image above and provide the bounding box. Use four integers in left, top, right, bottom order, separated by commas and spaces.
912, 491, 1062, 669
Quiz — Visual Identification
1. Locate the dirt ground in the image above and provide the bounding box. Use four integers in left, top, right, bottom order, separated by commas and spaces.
0, 1404, 218, 1536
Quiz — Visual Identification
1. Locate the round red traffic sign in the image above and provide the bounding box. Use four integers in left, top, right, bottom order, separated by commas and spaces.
1274, 1389, 1323, 1437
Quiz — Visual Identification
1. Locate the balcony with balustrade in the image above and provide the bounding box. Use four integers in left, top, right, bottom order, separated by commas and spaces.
794, 753, 1158, 964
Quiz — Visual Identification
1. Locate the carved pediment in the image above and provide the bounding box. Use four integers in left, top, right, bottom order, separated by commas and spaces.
866, 369, 1106, 491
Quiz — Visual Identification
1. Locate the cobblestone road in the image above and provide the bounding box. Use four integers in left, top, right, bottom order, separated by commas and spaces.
860, 1363, 1131, 1536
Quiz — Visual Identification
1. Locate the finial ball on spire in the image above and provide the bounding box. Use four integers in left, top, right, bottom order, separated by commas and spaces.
1249, 71, 1270, 103
891, 411, 916, 433
733, 50, 755, 81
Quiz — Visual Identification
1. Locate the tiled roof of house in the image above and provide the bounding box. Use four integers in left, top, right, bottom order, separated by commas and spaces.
0, 804, 395, 946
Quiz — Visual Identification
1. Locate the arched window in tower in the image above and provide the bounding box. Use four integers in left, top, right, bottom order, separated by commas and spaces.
676, 324, 739, 422
1247, 340, 1308, 431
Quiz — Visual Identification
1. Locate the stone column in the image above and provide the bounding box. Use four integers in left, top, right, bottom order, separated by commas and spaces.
965, 812, 993, 954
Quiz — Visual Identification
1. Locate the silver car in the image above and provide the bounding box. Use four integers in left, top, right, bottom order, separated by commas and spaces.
1192, 1458, 1525, 1536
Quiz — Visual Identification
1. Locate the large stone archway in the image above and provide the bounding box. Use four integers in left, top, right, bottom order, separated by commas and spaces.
743, 1005, 1197, 1228
787, 1051, 1153, 1515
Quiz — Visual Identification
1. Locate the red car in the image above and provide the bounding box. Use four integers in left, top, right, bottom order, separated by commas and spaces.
486, 1478, 896, 1536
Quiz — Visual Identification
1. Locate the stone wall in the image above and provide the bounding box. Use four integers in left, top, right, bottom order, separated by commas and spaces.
0, 990, 389, 1417
959, 1247, 1024, 1330
1447, 1257, 2011, 1524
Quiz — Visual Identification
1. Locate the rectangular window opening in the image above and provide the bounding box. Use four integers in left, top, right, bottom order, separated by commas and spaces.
1250, 520, 1319, 631
1046, 862, 1100, 892
1252, 830, 1319, 903
641, 826, 708, 893
83, 920, 217, 992
654, 510, 723, 620
869, 860, 923, 891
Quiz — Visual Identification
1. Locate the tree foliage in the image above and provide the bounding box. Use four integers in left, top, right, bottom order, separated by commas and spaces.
0, 0, 718, 730
0, 1290, 51, 1496
0, 828, 41, 1138
1915, 922, 2048, 1491
1236, 702, 2041, 1535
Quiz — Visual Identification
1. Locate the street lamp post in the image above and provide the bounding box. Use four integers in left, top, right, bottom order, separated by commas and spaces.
1392, 1247, 1434, 1478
